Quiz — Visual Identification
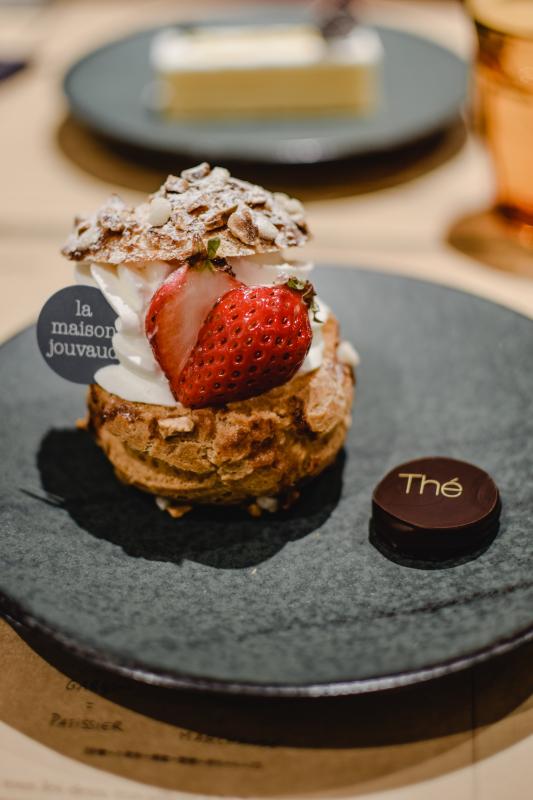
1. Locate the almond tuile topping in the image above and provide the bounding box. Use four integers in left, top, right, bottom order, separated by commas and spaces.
61, 163, 309, 266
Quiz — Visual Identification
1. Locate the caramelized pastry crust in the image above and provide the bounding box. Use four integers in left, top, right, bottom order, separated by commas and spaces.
87, 317, 353, 509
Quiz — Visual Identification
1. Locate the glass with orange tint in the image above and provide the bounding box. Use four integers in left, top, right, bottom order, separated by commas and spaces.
469, 0, 533, 226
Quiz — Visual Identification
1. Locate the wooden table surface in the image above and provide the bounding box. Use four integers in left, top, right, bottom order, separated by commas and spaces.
0, 1, 532, 798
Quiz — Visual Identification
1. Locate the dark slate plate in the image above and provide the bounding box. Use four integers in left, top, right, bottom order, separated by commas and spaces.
63, 12, 467, 164
0, 268, 532, 696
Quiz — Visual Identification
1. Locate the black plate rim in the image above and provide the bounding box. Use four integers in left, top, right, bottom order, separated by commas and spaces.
62, 22, 467, 164
1, 266, 532, 697
2, 594, 533, 698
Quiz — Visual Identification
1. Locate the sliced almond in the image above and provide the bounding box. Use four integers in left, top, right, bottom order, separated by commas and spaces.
209, 166, 230, 183
256, 496, 279, 512
182, 162, 210, 181
255, 213, 278, 242
164, 175, 189, 193
203, 202, 238, 231
227, 205, 258, 245
167, 504, 193, 519
97, 197, 127, 233
273, 192, 305, 222
157, 417, 195, 437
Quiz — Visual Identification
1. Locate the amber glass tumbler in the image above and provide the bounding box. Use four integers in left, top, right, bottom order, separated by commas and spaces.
469, 0, 533, 226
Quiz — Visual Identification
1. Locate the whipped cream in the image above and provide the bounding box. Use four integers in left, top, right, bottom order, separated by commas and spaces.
75, 261, 176, 405
76, 252, 329, 406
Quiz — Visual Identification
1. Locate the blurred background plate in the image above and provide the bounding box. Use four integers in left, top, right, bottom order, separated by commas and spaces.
0, 268, 532, 697
63, 12, 468, 165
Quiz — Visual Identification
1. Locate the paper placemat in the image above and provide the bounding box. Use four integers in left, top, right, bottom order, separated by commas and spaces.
0, 618, 483, 799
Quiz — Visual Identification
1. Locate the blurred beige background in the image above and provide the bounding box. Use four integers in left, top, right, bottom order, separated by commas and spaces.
1, 0, 533, 345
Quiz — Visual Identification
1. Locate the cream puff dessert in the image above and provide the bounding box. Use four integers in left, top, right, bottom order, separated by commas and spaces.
63, 163, 356, 516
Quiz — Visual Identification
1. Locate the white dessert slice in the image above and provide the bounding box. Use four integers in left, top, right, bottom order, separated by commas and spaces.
151, 23, 383, 119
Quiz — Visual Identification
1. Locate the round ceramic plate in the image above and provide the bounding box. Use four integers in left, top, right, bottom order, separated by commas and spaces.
1, 268, 532, 697
63, 13, 467, 164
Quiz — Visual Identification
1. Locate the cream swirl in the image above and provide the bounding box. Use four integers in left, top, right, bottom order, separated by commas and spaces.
75, 261, 175, 405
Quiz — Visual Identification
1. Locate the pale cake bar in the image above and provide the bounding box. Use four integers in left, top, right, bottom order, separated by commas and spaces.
151, 23, 383, 119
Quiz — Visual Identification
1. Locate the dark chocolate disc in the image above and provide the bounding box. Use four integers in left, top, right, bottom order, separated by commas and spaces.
372, 457, 501, 560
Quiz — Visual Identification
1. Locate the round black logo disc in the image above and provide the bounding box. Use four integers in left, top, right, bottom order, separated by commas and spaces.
37, 285, 118, 384
372, 456, 501, 561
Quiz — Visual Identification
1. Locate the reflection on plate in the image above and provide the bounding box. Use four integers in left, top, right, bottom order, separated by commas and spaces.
0, 268, 532, 696
63, 12, 467, 165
